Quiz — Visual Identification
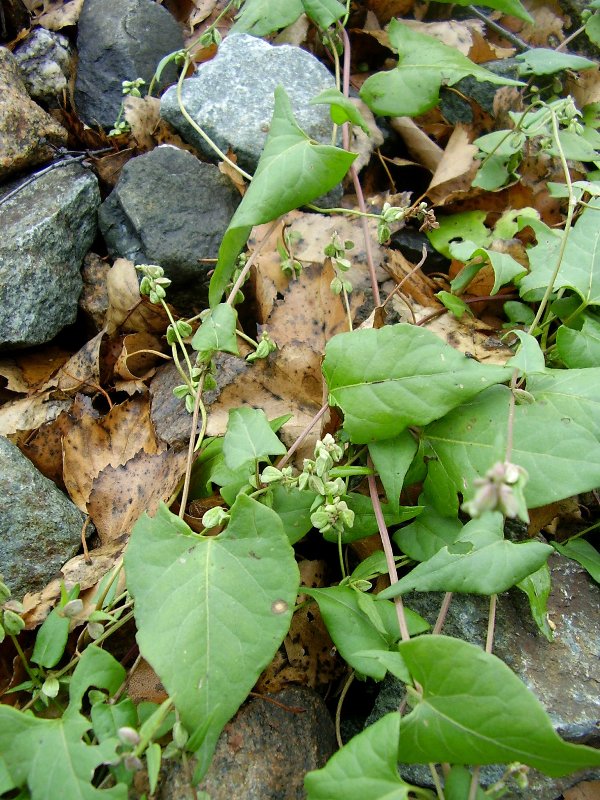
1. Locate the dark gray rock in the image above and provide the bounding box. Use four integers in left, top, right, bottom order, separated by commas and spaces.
13, 27, 74, 107
74, 0, 184, 129
0, 47, 67, 181
0, 436, 87, 600
157, 686, 335, 800
160, 33, 337, 173
367, 553, 600, 799
0, 161, 100, 350
98, 145, 240, 292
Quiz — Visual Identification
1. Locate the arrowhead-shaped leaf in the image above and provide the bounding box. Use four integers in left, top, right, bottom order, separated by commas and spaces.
322, 324, 510, 443
223, 406, 286, 470
125, 497, 299, 777
397, 635, 600, 777
528, 367, 600, 441
360, 19, 522, 117
209, 86, 356, 306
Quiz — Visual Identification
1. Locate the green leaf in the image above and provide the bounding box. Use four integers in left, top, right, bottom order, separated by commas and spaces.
310, 88, 371, 133
146, 742, 162, 795
231, 0, 303, 35
553, 538, 600, 583
444, 766, 486, 800
360, 20, 522, 117
368, 431, 418, 515
191, 304, 239, 358
323, 324, 510, 443
223, 407, 286, 470
31, 607, 70, 669
269, 484, 317, 544
427, 210, 489, 258
435, 291, 472, 319
586, 11, 600, 46
305, 713, 422, 800
321, 492, 421, 543
474, 129, 525, 157
519, 207, 600, 306
305, 586, 428, 680
394, 500, 463, 562
553, 130, 600, 162
209, 86, 356, 306
506, 330, 547, 375
0, 705, 125, 799
472, 154, 513, 190
69, 646, 126, 712
424, 384, 600, 508
91, 698, 137, 743
517, 563, 554, 641
527, 368, 600, 441
382, 512, 552, 597
396, 635, 600, 776
516, 48, 596, 75
125, 498, 299, 778
433, 0, 532, 22
302, 0, 346, 28
556, 315, 600, 367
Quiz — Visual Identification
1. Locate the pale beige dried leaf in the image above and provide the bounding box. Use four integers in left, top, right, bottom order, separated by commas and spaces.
218, 157, 247, 196
564, 780, 600, 800
566, 67, 600, 107
63, 395, 163, 511
382, 248, 441, 308
518, 0, 568, 46
273, 13, 309, 45
106, 258, 170, 335
0, 392, 70, 436
427, 123, 478, 205
37, 0, 83, 29
390, 117, 442, 172
400, 19, 476, 55
52, 330, 106, 394
86, 447, 187, 542
0, 345, 70, 393
123, 96, 161, 152
114, 332, 167, 381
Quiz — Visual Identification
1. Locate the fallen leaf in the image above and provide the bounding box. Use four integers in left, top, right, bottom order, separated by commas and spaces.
80, 253, 110, 330
53, 330, 106, 395
113, 332, 167, 382
390, 117, 443, 171
0, 392, 70, 436
366, 0, 413, 25
563, 780, 600, 800
35, 0, 84, 29
63, 395, 164, 512
381, 248, 442, 308
106, 258, 171, 335
19, 408, 75, 489
427, 123, 478, 205
516, 0, 569, 46
0, 345, 70, 394
126, 658, 168, 704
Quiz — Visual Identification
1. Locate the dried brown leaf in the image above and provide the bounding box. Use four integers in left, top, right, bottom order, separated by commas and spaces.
427, 123, 478, 205
63, 395, 163, 511
36, 0, 83, 29
0, 392, 70, 436
0, 345, 70, 394
106, 258, 170, 335
113, 332, 167, 382
390, 117, 443, 172
52, 330, 106, 395
80, 253, 110, 330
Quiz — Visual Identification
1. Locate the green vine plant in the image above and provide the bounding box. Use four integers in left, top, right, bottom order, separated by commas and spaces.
3, 2, 600, 799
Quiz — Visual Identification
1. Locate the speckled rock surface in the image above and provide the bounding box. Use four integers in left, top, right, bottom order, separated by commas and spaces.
74, 0, 184, 129
368, 552, 600, 799
157, 686, 335, 800
160, 33, 336, 173
13, 27, 74, 106
98, 145, 240, 292
0, 161, 100, 349
0, 47, 67, 181
0, 436, 87, 600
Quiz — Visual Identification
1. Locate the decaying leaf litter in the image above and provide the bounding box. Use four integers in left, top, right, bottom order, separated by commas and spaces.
1, 0, 600, 797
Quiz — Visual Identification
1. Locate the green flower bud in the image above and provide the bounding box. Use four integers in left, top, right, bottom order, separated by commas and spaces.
3, 609, 24, 635
202, 506, 230, 529
42, 676, 60, 698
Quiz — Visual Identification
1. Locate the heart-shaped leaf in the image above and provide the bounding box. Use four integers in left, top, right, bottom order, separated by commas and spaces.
125, 497, 299, 778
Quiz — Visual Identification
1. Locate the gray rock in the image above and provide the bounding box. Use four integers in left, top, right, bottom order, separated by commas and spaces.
157, 686, 335, 800
0, 436, 87, 600
74, 0, 184, 129
98, 145, 240, 291
0, 47, 68, 181
367, 553, 600, 799
13, 27, 74, 107
160, 33, 337, 173
0, 161, 100, 350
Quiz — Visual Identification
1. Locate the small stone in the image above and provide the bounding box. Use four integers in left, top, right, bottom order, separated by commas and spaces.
75, 0, 184, 129
13, 27, 74, 107
0, 436, 87, 600
160, 33, 337, 173
98, 145, 240, 290
0, 162, 100, 350
0, 47, 67, 181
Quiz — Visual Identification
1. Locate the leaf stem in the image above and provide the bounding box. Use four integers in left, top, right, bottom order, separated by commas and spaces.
276, 402, 329, 469
432, 592, 453, 635
179, 369, 208, 517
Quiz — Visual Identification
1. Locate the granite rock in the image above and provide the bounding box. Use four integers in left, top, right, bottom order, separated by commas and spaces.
160, 33, 337, 173
367, 552, 600, 799
98, 145, 240, 291
0, 436, 87, 600
0, 47, 67, 181
74, 0, 184, 129
0, 161, 100, 350
13, 27, 74, 107
157, 686, 335, 800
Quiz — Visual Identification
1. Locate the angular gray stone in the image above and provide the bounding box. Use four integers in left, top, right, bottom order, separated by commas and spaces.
74, 0, 184, 129
0, 436, 87, 600
13, 27, 74, 107
367, 553, 600, 799
157, 686, 335, 800
160, 33, 337, 173
0, 161, 100, 350
98, 145, 241, 289
0, 47, 68, 181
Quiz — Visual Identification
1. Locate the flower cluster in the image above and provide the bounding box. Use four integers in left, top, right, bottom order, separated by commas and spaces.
462, 461, 529, 523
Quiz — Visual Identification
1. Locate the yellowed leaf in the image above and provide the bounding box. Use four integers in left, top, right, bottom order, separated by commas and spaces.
114, 332, 168, 381
427, 123, 478, 205
390, 117, 442, 172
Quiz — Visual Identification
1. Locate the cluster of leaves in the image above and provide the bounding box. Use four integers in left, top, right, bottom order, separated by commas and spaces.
2, 0, 600, 798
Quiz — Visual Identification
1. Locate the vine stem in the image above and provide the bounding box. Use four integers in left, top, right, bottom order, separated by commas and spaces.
367, 460, 410, 641
179, 369, 207, 518
432, 592, 453, 635
275, 403, 329, 469
225, 219, 281, 306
